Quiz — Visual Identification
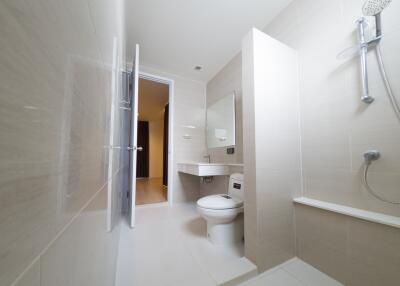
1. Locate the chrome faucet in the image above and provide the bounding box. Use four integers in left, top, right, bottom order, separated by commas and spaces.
203, 154, 211, 163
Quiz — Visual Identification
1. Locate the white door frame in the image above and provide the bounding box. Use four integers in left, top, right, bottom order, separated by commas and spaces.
129, 45, 140, 228
138, 71, 175, 207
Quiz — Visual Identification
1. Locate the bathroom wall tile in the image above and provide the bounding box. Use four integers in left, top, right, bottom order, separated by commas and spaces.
350, 84, 400, 132
256, 230, 295, 273
207, 0, 400, 283
295, 205, 348, 253
302, 169, 357, 206
207, 54, 242, 107
353, 170, 400, 215
284, 0, 400, 217
41, 187, 120, 286
346, 251, 400, 286
346, 218, 400, 285
257, 170, 301, 254
206, 53, 243, 165
295, 205, 348, 284
297, 236, 348, 284
350, 125, 400, 173
13, 260, 40, 286
200, 176, 229, 197
242, 30, 258, 266
242, 28, 300, 272
0, 0, 124, 284
345, 257, 382, 286
87, 0, 119, 65
295, 203, 400, 286
263, 1, 300, 40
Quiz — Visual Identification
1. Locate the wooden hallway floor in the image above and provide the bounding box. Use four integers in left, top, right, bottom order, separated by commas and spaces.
136, 177, 167, 205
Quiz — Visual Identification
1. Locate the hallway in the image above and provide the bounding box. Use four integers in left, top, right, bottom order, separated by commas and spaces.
136, 178, 167, 205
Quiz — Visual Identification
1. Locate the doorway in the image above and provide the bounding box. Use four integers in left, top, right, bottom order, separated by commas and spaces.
125, 54, 175, 227
135, 77, 169, 205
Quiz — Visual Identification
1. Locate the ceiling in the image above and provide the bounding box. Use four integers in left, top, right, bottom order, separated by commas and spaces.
126, 0, 293, 82
138, 78, 169, 121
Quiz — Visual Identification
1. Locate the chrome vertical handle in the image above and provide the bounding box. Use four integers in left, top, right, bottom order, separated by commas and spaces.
357, 18, 373, 104
105, 146, 121, 150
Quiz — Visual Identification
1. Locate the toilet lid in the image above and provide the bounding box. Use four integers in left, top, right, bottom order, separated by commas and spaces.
197, 194, 243, 210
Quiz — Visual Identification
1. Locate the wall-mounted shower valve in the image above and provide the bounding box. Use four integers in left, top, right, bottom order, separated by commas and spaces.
363, 150, 380, 163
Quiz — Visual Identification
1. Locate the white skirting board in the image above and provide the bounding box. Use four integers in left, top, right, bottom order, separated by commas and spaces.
294, 197, 400, 229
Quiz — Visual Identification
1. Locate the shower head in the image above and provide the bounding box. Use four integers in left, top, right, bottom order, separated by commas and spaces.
362, 0, 392, 37
362, 0, 392, 16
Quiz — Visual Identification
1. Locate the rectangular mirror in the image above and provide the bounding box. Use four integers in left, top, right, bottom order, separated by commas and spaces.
206, 93, 236, 148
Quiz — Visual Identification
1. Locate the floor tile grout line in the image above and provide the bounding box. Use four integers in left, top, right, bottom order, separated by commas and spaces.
172, 219, 219, 285
281, 267, 309, 286
239, 266, 284, 285
280, 260, 343, 286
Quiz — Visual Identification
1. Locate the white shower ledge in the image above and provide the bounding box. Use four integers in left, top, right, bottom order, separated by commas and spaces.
294, 197, 400, 229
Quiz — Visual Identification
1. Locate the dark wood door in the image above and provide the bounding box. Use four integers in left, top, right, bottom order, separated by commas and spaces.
163, 104, 169, 186
136, 121, 149, 178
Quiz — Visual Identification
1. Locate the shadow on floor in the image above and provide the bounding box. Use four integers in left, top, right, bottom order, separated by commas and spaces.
184, 217, 207, 237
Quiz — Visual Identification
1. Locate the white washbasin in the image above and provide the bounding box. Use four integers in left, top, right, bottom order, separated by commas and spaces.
177, 162, 243, 176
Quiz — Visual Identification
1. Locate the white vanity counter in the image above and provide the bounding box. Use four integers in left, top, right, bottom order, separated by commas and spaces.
177, 162, 243, 176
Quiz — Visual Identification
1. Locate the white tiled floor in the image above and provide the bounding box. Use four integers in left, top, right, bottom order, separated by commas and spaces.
115, 203, 342, 286
115, 203, 256, 286
239, 258, 344, 286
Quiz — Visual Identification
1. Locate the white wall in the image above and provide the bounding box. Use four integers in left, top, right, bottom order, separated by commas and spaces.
242, 28, 301, 272
0, 0, 126, 285
149, 119, 164, 178
140, 66, 207, 203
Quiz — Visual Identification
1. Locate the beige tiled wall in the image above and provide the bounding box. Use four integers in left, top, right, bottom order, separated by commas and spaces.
206, 0, 400, 281
40, 186, 120, 286
140, 66, 207, 203
0, 0, 126, 285
14, 260, 40, 286
266, 0, 400, 282
242, 28, 301, 272
201, 54, 243, 197
206, 54, 243, 164
295, 204, 400, 286
211, 0, 400, 217
265, 0, 400, 217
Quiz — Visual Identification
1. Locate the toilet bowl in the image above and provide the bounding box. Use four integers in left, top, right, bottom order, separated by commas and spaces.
197, 174, 244, 245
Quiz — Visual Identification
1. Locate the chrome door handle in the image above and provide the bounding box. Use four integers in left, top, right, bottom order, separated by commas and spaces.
127, 146, 143, 151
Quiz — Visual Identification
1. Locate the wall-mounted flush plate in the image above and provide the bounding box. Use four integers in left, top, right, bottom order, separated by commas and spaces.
227, 147, 235, 155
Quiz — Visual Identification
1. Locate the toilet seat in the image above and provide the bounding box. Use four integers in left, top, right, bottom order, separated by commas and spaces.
197, 194, 243, 210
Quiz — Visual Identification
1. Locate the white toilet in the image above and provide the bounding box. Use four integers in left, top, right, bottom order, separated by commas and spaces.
197, 173, 244, 245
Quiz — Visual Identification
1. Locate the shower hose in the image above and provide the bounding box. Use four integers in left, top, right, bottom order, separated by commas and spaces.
361, 43, 400, 205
